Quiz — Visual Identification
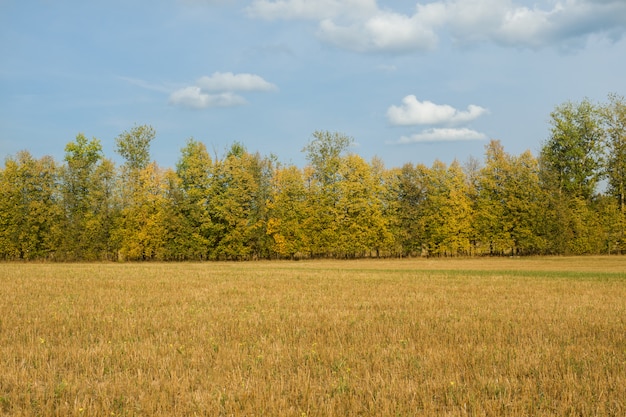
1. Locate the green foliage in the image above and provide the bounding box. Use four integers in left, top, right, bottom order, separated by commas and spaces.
3, 94, 626, 261
0, 152, 63, 260
115, 124, 155, 172
59, 134, 116, 260
540, 99, 604, 200
601, 93, 626, 213
476, 141, 547, 255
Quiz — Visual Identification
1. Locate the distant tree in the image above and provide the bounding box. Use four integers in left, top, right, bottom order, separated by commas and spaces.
115, 124, 155, 172
60, 134, 115, 260
172, 138, 214, 259
423, 160, 473, 256
540, 99, 604, 200
0, 151, 62, 260
334, 154, 391, 257
208, 143, 270, 260
302, 131, 353, 187
267, 164, 311, 258
600, 93, 626, 251
392, 163, 430, 256
475, 141, 547, 255
113, 162, 169, 260
302, 131, 353, 257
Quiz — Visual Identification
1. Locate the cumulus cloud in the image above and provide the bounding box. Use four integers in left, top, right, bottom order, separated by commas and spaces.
169, 72, 276, 109
318, 12, 438, 52
169, 87, 247, 109
392, 128, 488, 144
246, 0, 626, 53
387, 96, 488, 126
197, 72, 278, 92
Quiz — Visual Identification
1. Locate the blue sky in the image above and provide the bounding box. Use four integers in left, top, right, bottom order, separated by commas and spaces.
1, 0, 625, 169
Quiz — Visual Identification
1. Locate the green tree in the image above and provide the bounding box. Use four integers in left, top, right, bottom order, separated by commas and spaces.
112, 125, 167, 260
60, 134, 115, 260
0, 151, 63, 260
540, 99, 604, 200
601, 93, 626, 251
302, 131, 353, 257
171, 138, 214, 259
115, 124, 155, 172
475, 141, 547, 255
208, 143, 272, 260
389, 163, 430, 256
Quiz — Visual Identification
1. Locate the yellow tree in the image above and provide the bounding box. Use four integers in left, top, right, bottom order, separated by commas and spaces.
0, 151, 63, 260
208, 143, 272, 260
335, 154, 391, 257
114, 162, 169, 260
266, 164, 311, 258
112, 125, 168, 260
423, 160, 473, 256
302, 131, 353, 257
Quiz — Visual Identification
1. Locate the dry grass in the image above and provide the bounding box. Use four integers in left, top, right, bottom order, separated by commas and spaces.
0, 257, 625, 416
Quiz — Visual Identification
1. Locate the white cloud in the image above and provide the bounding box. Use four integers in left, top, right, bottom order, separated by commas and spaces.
168, 72, 276, 109
246, 0, 626, 53
197, 72, 277, 92
246, 0, 377, 21
387, 95, 488, 126
392, 128, 487, 144
169, 87, 247, 109
318, 12, 438, 52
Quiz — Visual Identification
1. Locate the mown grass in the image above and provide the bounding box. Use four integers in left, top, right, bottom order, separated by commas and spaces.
0, 257, 624, 416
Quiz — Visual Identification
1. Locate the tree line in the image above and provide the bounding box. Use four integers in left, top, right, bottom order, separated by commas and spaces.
1, 94, 625, 261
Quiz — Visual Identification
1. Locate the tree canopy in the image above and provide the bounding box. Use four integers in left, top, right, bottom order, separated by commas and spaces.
1, 96, 626, 261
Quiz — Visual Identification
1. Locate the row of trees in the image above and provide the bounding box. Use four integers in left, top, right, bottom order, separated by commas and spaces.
1, 95, 625, 260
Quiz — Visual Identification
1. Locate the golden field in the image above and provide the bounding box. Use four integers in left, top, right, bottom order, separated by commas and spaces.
0, 257, 625, 416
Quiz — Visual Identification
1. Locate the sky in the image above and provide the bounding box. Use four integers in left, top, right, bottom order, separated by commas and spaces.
1, 0, 626, 169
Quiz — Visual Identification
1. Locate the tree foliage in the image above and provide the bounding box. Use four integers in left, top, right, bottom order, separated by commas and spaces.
3, 96, 626, 261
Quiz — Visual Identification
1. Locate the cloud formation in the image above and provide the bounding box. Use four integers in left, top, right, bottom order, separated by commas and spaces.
169, 88, 247, 109
247, 0, 626, 53
393, 128, 488, 144
387, 95, 489, 144
169, 72, 276, 109
387, 95, 488, 126
197, 72, 278, 92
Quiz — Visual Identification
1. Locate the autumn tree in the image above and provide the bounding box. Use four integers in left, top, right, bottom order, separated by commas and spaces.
475, 141, 547, 255
302, 131, 353, 256
601, 93, 626, 252
266, 164, 311, 258
170, 138, 214, 259
422, 160, 473, 256
334, 154, 391, 257
113, 125, 167, 260
208, 143, 273, 260
0, 151, 63, 260
60, 134, 117, 260
392, 163, 430, 256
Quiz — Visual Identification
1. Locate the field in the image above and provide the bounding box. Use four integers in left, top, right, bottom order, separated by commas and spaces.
0, 257, 625, 416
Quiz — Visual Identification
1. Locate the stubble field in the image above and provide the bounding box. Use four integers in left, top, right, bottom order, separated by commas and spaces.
0, 257, 625, 416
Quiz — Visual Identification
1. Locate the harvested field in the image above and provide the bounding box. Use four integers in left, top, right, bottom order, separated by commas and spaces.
0, 257, 624, 416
